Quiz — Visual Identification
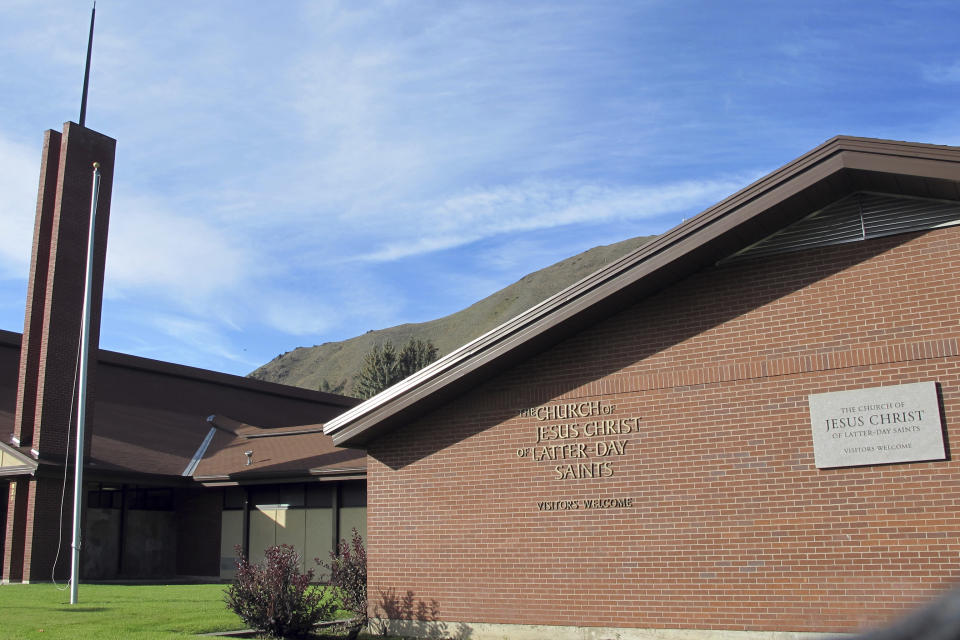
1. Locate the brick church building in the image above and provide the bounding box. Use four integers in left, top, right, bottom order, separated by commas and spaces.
325, 136, 960, 639
4, 123, 960, 639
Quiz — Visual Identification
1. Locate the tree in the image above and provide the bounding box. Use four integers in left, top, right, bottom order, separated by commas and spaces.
399, 338, 438, 376
352, 338, 438, 399
352, 341, 400, 399
319, 378, 347, 394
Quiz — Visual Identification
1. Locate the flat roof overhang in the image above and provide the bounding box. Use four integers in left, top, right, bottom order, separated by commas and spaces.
325, 136, 960, 448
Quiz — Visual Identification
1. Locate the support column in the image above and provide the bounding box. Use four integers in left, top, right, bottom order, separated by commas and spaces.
22, 477, 72, 582
2, 478, 29, 583
0, 481, 6, 577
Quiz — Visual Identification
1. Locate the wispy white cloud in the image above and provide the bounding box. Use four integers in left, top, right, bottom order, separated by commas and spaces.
922, 61, 960, 84
0, 3, 86, 67
777, 36, 839, 60
482, 238, 559, 274
0, 133, 41, 279
268, 2, 659, 222
355, 174, 759, 263
258, 291, 336, 337
105, 191, 253, 307
146, 313, 254, 367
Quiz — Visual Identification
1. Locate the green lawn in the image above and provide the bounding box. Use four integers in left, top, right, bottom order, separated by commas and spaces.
0, 583, 247, 640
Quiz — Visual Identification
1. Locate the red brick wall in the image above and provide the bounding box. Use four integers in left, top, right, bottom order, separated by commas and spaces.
366, 227, 960, 633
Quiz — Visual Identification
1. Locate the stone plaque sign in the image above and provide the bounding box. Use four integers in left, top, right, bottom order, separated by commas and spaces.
809, 381, 945, 468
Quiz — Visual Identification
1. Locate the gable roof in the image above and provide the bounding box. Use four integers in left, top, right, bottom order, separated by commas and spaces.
324, 136, 960, 448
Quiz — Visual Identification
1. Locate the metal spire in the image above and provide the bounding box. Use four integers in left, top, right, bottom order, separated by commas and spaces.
79, 2, 96, 128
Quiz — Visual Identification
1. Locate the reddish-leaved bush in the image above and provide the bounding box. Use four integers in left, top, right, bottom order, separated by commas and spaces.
322, 528, 368, 638
225, 544, 334, 638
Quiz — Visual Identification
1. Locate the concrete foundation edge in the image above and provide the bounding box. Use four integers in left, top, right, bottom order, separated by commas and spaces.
370, 619, 852, 640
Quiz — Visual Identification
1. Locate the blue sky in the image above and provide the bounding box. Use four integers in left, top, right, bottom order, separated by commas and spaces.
1, 1, 958, 377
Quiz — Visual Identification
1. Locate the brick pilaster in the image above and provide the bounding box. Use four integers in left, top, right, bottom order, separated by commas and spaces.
21, 477, 72, 582
2, 478, 29, 583
12, 130, 61, 450
14, 122, 115, 461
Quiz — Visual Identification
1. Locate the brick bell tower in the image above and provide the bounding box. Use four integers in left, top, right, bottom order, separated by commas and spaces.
3, 3, 117, 584
2, 122, 115, 583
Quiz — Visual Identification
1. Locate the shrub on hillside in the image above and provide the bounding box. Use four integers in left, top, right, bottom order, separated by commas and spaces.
225, 544, 334, 638
322, 528, 368, 638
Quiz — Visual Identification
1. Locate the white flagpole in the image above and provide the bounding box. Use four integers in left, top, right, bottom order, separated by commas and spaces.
70, 161, 101, 605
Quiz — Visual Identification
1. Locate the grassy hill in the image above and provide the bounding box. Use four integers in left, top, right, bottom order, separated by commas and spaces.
248, 234, 653, 395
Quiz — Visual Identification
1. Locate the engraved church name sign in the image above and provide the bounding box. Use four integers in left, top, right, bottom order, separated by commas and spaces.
515, 400, 641, 510
808, 381, 945, 468
515, 400, 640, 480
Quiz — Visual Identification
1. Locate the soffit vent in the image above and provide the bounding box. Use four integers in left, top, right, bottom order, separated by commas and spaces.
723, 192, 960, 264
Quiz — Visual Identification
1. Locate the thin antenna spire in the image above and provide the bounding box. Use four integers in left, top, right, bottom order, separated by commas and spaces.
79, 2, 96, 128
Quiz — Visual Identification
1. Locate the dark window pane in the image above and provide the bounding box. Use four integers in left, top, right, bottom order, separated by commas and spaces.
306, 484, 333, 508
279, 484, 305, 508
144, 489, 173, 510
223, 487, 245, 510
250, 487, 279, 507
341, 482, 366, 507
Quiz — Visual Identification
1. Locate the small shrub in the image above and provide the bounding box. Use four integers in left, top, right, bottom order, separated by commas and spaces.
323, 528, 367, 637
225, 544, 335, 638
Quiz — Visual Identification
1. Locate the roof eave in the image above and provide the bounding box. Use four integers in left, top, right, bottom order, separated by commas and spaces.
192, 467, 366, 484
326, 136, 960, 448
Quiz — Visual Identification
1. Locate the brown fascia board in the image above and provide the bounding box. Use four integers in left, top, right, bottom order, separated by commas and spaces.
96, 349, 361, 409
199, 475, 364, 487
208, 414, 260, 437
325, 136, 960, 448
193, 467, 366, 484
209, 414, 328, 439
82, 469, 199, 487
1, 327, 360, 410
22, 453, 199, 486
3, 459, 197, 487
